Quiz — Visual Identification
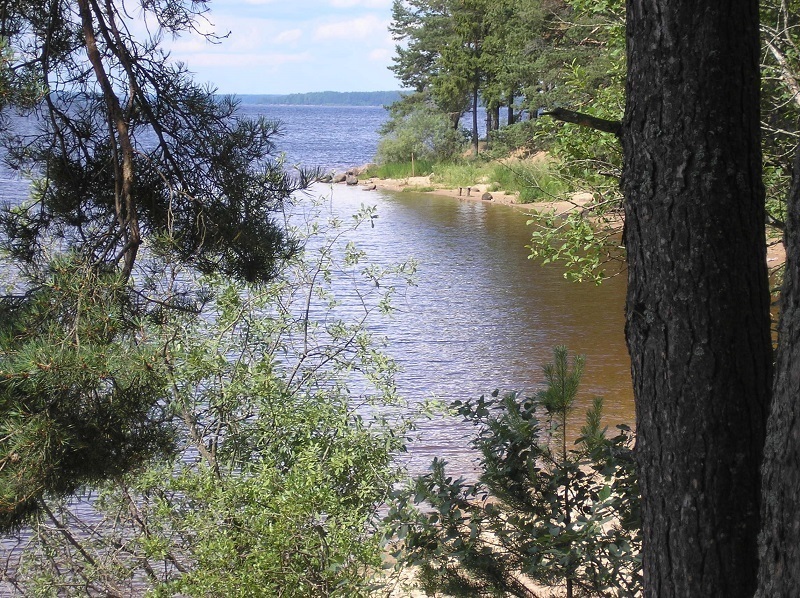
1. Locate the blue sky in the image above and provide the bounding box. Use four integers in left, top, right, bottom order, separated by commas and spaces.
161, 0, 402, 94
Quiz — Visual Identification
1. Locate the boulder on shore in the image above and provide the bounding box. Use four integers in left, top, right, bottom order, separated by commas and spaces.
482, 192, 493, 201
332, 164, 377, 184
350, 163, 377, 176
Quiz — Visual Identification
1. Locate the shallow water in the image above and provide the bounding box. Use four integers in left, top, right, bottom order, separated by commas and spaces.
310, 182, 633, 475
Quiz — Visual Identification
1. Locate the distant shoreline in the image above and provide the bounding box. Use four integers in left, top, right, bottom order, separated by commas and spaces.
233, 90, 403, 107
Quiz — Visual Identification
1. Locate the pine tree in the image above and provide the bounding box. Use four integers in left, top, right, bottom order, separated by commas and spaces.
388, 347, 640, 597
0, 0, 314, 529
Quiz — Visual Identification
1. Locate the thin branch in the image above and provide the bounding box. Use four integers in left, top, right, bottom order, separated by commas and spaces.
762, 34, 800, 111
77, 0, 140, 278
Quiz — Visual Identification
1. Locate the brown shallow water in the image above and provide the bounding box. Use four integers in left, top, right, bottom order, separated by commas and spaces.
316, 183, 634, 475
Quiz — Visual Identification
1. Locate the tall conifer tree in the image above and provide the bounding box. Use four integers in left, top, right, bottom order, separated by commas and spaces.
0, 0, 313, 528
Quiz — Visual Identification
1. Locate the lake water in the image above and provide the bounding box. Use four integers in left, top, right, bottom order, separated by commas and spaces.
0, 103, 633, 476
309, 182, 632, 474
238, 104, 388, 171
237, 103, 633, 474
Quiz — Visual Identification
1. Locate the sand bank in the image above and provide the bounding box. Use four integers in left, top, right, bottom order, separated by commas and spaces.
342, 173, 787, 268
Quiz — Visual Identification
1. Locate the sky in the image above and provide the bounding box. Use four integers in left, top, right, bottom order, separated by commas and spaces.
160, 0, 402, 95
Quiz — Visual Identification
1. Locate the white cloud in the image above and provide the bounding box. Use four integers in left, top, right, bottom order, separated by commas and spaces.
166, 15, 303, 55
182, 51, 312, 68
329, 0, 391, 7
314, 15, 387, 40
276, 28, 303, 44
166, 36, 217, 55
368, 47, 390, 62
149, 0, 401, 92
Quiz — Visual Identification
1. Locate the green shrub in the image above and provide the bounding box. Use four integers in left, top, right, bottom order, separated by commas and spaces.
429, 162, 485, 188
519, 185, 540, 203
6, 203, 417, 597
0, 256, 175, 531
489, 160, 570, 202
376, 103, 467, 164
366, 160, 435, 179
486, 119, 543, 157
386, 347, 641, 597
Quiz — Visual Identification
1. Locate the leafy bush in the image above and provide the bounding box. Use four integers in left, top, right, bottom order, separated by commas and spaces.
429, 162, 485, 188
485, 120, 543, 157
489, 159, 570, 202
527, 208, 626, 284
386, 347, 641, 597
377, 100, 467, 164
3, 203, 417, 597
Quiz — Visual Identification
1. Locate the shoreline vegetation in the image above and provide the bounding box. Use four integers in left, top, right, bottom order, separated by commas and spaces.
329, 160, 787, 269
369, 172, 592, 215
329, 153, 594, 214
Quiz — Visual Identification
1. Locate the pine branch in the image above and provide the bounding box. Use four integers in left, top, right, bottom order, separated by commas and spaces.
538, 107, 622, 138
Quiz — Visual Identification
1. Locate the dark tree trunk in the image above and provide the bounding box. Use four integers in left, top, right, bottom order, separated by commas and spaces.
757, 146, 800, 596
507, 102, 514, 126
623, 1, 772, 597
486, 108, 495, 143
471, 85, 479, 155
486, 104, 500, 148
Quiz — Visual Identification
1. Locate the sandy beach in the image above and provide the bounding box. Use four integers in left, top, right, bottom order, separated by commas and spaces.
344, 173, 787, 268
360, 173, 596, 216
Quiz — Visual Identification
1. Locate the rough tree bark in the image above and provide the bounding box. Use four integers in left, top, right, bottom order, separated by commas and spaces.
622, 1, 772, 596
756, 146, 800, 596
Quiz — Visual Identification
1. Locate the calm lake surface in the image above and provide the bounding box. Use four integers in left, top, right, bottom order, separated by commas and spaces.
0, 103, 633, 475
238, 103, 390, 171
310, 182, 632, 474
236, 103, 633, 473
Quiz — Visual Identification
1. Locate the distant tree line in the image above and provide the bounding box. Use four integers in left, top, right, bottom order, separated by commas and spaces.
239, 90, 404, 106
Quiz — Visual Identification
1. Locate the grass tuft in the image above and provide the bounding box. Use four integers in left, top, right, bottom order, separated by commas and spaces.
365, 160, 434, 179
369, 156, 570, 203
